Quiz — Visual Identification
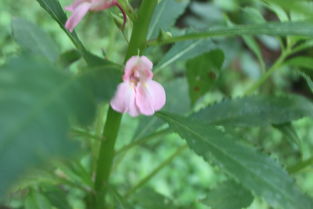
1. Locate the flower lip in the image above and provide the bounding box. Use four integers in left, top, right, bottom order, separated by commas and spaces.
110, 56, 166, 117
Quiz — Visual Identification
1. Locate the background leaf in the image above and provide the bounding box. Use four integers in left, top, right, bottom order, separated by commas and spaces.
0, 55, 120, 195
157, 111, 313, 209
12, 18, 59, 62
186, 49, 224, 104
201, 180, 253, 209
148, 0, 189, 39
191, 95, 313, 126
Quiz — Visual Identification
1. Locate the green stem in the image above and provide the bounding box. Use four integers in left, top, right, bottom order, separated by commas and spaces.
124, 144, 188, 198
287, 157, 313, 174
244, 48, 292, 95
92, 0, 158, 208
116, 128, 171, 155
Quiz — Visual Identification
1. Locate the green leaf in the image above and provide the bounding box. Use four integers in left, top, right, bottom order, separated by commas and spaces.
25, 191, 53, 209
286, 56, 313, 71
0, 55, 120, 195
57, 49, 81, 68
148, 0, 189, 39
42, 186, 72, 209
109, 188, 135, 209
157, 111, 313, 209
201, 181, 253, 209
156, 39, 217, 71
186, 50, 224, 104
132, 188, 177, 209
298, 71, 313, 93
12, 18, 59, 62
273, 122, 301, 147
191, 95, 313, 126
151, 22, 313, 45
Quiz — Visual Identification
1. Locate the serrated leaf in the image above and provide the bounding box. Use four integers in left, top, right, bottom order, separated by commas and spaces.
201, 180, 253, 209
156, 39, 217, 71
12, 18, 59, 62
191, 95, 313, 126
148, 0, 189, 39
157, 111, 313, 209
186, 50, 224, 104
0, 55, 120, 195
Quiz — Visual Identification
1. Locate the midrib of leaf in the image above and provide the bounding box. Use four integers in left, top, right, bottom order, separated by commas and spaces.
157, 39, 203, 70
0, 74, 92, 153
148, 0, 166, 39
160, 113, 299, 208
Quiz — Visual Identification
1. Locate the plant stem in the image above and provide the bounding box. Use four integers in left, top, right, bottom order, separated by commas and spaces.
244, 48, 292, 95
92, 0, 158, 208
116, 128, 171, 155
124, 144, 188, 198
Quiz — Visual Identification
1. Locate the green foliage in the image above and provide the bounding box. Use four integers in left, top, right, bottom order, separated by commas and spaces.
156, 39, 216, 71
191, 95, 313, 126
201, 180, 253, 209
12, 18, 59, 62
0, 55, 120, 196
148, 0, 189, 39
157, 111, 313, 209
186, 50, 224, 104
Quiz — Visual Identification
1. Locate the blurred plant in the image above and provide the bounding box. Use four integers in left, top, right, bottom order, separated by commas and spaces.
1, 0, 313, 209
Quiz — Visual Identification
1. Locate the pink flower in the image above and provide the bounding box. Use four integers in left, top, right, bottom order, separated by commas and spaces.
64, 0, 126, 32
110, 56, 166, 117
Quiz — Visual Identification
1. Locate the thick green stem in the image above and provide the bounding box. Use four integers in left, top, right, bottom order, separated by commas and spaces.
92, 0, 158, 208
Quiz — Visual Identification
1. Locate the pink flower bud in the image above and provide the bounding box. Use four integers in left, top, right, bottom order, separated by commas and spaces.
64, 0, 126, 32
111, 56, 166, 117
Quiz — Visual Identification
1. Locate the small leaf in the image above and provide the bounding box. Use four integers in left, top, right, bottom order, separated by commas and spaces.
201, 181, 253, 209
156, 39, 217, 71
57, 49, 81, 67
148, 0, 189, 39
157, 111, 313, 209
12, 18, 59, 62
273, 122, 301, 147
298, 71, 313, 93
191, 95, 313, 126
186, 50, 224, 104
25, 191, 53, 209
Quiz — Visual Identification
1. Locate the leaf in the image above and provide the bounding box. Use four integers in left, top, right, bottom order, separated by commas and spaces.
156, 39, 217, 71
191, 95, 313, 127
273, 123, 301, 147
201, 181, 253, 209
42, 186, 72, 209
25, 191, 53, 209
148, 0, 189, 39
298, 71, 313, 93
0, 55, 120, 195
153, 22, 313, 45
109, 188, 135, 209
157, 111, 313, 209
12, 18, 59, 62
286, 56, 313, 71
132, 188, 177, 209
57, 49, 81, 68
186, 50, 224, 104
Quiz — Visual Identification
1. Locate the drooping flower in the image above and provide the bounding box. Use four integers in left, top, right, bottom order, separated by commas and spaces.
110, 56, 166, 117
64, 0, 126, 32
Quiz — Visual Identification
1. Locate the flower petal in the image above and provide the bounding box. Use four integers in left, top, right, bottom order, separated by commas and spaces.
110, 82, 139, 117
136, 80, 166, 115
123, 56, 153, 82
65, 2, 91, 32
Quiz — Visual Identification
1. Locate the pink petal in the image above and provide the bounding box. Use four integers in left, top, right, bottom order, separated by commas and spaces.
65, 0, 86, 11
136, 80, 166, 115
123, 56, 153, 82
65, 2, 91, 32
110, 82, 140, 117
